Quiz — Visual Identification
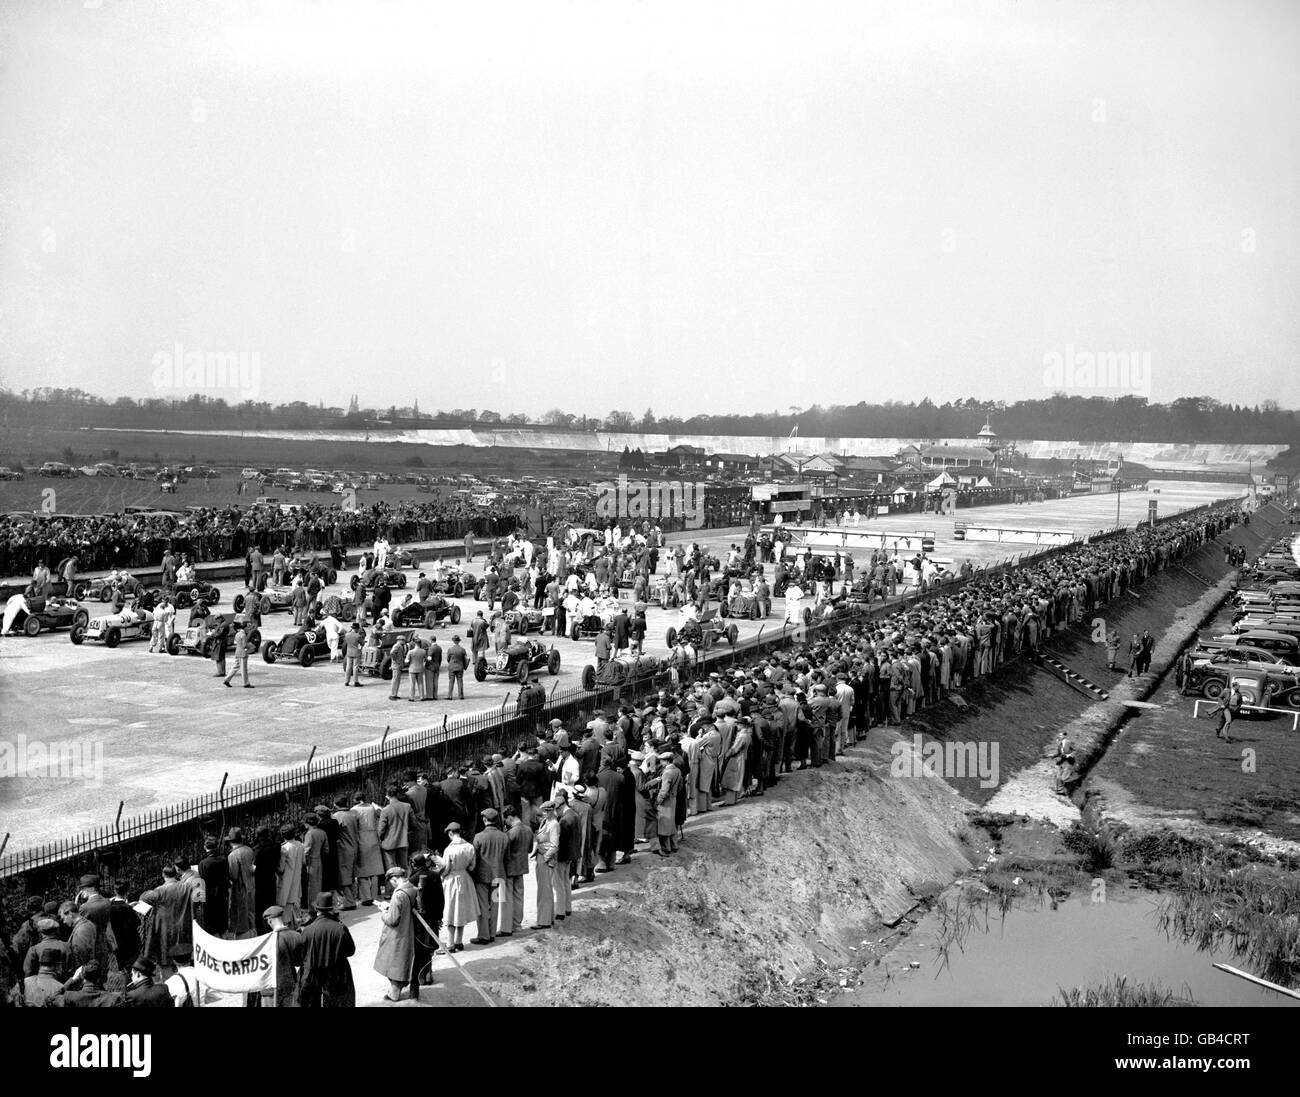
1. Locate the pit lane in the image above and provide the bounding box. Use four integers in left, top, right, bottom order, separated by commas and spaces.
0, 481, 1244, 852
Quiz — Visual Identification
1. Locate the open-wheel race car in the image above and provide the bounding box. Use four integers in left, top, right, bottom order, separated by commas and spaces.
428, 564, 479, 598
289, 554, 338, 586
580, 652, 664, 691
389, 546, 421, 569
359, 628, 418, 679
351, 566, 407, 592
474, 639, 561, 683
313, 593, 357, 622
3, 594, 90, 637
665, 610, 739, 651
502, 607, 545, 634
70, 607, 155, 647
391, 595, 462, 629
151, 580, 222, 610
261, 623, 334, 667
72, 574, 137, 603
232, 585, 297, 615
166, 612, 262, 657
720, 587, 765, 619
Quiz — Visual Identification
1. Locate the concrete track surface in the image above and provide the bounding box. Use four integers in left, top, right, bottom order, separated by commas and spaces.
0, 480, 1242, 852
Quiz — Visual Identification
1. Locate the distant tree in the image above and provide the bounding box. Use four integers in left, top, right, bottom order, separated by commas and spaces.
541, 408, 576, 428
505, 412, 530, 424
605, 410, 636, 430
478, 410, 502, 424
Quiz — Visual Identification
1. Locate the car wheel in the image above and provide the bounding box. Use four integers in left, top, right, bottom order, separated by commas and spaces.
518, 661, 530, 684
70, 623, 86, 645
750, 604, 761, 620
104, 627, 121, 648
100, 588, 113, 602
166, 633, 182, 655
548, 649, 561, 675
350, 575, 360, 591
207, 590, 221, 605
233, 594, 246, 613
451, 605, 461, 624
381, 661, 393, 681
398, 574, 407, 589
249, 630, 261, 648
474, 656, 488, 682
300, 647, 315, 668
1201, 678, 1225, 701
726, 624, 739, 646
570, 622, 580, 642
72, 609, 89, 631
409, 561, 419, 572
259, 597, 272, 615
666, 626, 677, 648
73, 583, 89, 600
327, 570, 337, 585
453, 581, 465, 597
474, 584, 483, 601
23, 615, 41, 637
803, 608, 813, 627
261, 640, 277, 664
581, 664, 596, 690
719, 602, 730, 618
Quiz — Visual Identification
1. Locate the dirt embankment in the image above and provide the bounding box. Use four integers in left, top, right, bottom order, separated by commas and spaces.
464, 743, 972, 1007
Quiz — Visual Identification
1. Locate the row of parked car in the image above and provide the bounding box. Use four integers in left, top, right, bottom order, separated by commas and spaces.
1176, 537, 1300, 710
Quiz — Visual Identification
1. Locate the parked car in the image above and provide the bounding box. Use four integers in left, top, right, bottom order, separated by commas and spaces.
70, 608, 155, 647
38, 461, 75, 477
2, 594, 89, 637
0, 466, 26, 481
166, 612, 261, 657
261, 624, 333, 667
1179, 650, 1300, 700
473, 639, 561, 683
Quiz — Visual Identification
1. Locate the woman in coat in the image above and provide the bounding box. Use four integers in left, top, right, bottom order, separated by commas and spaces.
720, 723, 751, 805
374, 867, 418, 1002
694, 723, 720, 814
655, 758, 683, 855
352, 794, 384, 903
434, 822, 478, 952
411, 853, 443, 990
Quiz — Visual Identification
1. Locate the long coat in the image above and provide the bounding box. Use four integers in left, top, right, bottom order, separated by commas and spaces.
253, 840, 280, 934
695, 728, 720, 797
721, 729, 751, 792
656, 763, 683, 836
353, 803, 384, 879
198, 852, 230, 935
227, 842, 256, 938
142, 879, 193, 965
373, 880, 417, 983
278, 840, 305, 909
596, 764, 627, 851
331, 809, 359, 886
439, 837, 479, 928
298, 915, 355, 1008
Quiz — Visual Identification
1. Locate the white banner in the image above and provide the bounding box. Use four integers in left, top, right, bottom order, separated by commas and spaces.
191, 923, 277, 994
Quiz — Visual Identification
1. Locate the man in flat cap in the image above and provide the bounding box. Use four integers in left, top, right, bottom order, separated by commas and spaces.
375, 867, 419, 1002
251, 905, 305, 1008
470, 808, 508, 944
24, 935, 68, 1006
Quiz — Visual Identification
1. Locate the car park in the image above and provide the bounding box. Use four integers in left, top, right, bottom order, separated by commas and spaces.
2, 594, 89, 637
1179, 649, 1300, 700
473, 639, 561, 683
70, 607, 155, 647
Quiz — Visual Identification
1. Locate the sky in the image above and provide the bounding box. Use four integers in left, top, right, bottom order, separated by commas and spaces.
1, 0, 1297, 418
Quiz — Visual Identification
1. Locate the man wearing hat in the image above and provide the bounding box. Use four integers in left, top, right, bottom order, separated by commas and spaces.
298, 893, 356, 1007
445, 633, 468, 699
375, 867, 419, 1001
532, 800, 560, 929
515, 745, 549, 830
247, 906, 305, 1008
52, 959, 123, 1008
470, 809, 508, 944
24, 933, 68, 1006
500, 805, 533, 936
125, 957, 172, 1007
553, 788, 579, 919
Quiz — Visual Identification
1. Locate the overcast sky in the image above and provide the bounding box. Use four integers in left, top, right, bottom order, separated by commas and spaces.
1, 0, 1297, 418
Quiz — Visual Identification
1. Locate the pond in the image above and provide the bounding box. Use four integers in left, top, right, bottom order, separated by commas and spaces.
839, 889, 1300, 1007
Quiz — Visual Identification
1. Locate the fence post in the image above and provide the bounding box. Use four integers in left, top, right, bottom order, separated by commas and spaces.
218, 774, 228, 840
304, 746, 317, 808
377, 725, 391, 792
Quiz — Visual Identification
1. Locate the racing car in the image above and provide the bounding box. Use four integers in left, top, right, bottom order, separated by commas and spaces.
232, 585, 297, 615
580, 652, 664, 691
665, 610, 739, 651
350, 566, 407, 592
720, 587, 765, 619
390, 595, 463, 629
390, 546, 421, 569
150, 580, 222, 610
70, 607, 156, 647
71, 573, 137, 603
166, 612, 262, 657
289, 554, 338, 586
358, 628, 418, 679
2, 594, 90, 637
313, 593, 358, 622
473, 639, 561, 683
502, 607, 545, 634
428, 564, 479, 598
261, 623, 334, 667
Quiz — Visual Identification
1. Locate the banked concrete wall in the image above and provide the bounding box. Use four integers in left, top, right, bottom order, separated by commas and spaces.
98, 426, 1285, 471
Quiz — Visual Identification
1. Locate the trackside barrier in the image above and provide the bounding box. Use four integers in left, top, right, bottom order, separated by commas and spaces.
0, 495, 1249, 884
1192, 697, 1300, 731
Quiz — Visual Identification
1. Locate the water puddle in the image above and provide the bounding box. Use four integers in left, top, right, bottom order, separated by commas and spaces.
839, 890, 1299, 1007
